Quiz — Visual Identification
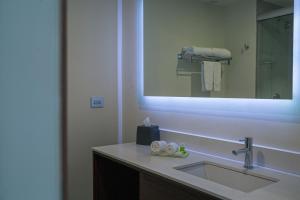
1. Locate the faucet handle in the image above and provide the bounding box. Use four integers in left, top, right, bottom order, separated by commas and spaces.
238, 137, 253, 147
239, 137, 252, 142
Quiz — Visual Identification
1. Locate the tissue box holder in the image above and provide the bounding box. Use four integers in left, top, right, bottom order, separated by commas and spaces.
136, 125, 160, 145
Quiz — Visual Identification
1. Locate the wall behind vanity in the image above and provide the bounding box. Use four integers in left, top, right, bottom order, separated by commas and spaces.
67, 0, 118, 200
123, 0, 300, 153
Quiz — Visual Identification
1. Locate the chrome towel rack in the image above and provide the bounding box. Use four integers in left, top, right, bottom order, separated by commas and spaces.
177, 53, 232, 65
176, 53, 232, 77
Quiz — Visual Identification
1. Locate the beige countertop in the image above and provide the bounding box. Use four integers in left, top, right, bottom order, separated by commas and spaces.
93, 143, 300, 200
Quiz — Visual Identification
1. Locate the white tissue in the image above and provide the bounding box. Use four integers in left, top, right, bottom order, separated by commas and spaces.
143, 117, 152, 127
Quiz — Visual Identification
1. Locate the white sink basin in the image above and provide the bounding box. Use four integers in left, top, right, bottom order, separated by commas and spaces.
175, 161, 279, 193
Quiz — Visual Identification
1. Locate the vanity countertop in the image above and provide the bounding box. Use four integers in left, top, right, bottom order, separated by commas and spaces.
93, 143, 300, 200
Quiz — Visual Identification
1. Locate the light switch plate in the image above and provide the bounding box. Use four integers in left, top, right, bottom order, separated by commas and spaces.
90, 96, 104, 108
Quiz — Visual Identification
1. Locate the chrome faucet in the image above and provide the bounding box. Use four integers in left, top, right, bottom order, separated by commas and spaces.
232, 137, 253, 169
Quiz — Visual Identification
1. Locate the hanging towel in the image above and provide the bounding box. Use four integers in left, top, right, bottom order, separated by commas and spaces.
213, 62, 222, 91
201, 61, 222, 91
201, 61, 214, 91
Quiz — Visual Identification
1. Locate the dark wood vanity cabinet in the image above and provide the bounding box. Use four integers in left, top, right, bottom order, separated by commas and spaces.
93, 152, 222, 200
140, 173, 221, 200
93, 153, 139, 200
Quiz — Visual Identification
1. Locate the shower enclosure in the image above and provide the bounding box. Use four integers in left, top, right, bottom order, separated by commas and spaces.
256, 14, 293, 99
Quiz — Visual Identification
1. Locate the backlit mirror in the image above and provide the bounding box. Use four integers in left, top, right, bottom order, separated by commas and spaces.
143, 0, 294, 99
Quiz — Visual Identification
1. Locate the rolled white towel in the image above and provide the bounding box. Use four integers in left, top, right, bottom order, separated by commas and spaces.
166, 142, 179, 155
211, 48, 231, 59
182, 47, 231, 59
150, 141, 167, 153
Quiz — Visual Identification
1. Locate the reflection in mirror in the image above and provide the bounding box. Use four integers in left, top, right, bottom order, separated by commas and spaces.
143, 0, 294, 99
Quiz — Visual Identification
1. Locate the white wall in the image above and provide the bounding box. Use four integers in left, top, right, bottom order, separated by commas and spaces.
123, 0, 300, 153
0, 1, 61, 200
224, 0, 257, 98
67, 0, 118, 200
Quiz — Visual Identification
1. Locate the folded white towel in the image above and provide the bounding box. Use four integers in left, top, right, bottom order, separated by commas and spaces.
166, 142, 179, 155
150, 141, 167, 153
183, 47, 231, 59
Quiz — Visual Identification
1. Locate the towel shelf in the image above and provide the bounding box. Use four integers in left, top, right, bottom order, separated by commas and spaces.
176, 53, 231, 77
177, 53, 232, 65
176, 69, 225, 77
176, 70, 202, 77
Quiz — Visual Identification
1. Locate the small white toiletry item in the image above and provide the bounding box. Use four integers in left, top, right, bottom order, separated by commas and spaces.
150, 141, 167, 153
166, 142, 179, 155
143, 117, 151, 127
151, 142, 189, 158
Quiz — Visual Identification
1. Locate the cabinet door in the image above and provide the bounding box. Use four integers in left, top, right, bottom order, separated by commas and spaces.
93, 153, 139, 200
140, 173, 221, 200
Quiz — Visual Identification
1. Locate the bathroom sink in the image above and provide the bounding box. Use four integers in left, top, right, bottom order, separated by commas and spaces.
174, 161, 279, 192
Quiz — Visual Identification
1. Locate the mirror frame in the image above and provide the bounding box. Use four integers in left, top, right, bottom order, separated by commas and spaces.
137, 0, 300, 121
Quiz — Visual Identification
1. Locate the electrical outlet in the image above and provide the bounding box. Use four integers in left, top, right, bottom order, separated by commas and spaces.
90, 96, 104, 108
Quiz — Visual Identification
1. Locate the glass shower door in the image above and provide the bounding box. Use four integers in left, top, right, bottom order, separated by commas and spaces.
256, 14, 293, 99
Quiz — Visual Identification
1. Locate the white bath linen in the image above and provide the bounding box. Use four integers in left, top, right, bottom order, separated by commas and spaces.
202, 61, 214, 91
166, 143, 179, 155
150, 141, 167, 153
213, 62, 222, 91
201, 61, 222, 92
183, 47, 231, 59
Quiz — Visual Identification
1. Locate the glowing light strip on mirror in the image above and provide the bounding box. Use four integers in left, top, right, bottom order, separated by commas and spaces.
137, 0, 300, 121
118, 0, 123, 144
